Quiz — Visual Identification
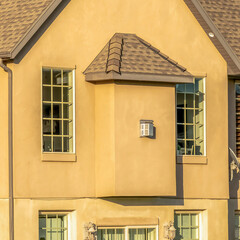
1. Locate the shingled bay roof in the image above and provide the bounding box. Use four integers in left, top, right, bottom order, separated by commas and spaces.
84, 33, 193, 83
0, 0, 62, 59
184, 0, 240, 75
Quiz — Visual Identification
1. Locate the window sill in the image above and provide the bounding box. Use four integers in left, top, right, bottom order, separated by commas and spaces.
176, 155, 207, 165
41, 153, 77, 162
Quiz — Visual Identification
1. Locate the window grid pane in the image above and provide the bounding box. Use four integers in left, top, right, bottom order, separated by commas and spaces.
39, 214, 68, 240
42, 68, 73, 153
236, 84, 240, 157
174, 213, 199, 240
176, 78, 204, 156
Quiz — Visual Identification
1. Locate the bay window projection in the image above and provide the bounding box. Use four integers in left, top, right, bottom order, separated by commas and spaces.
97, 227, 156, 240
42, 68, 74, 152
176, 78, 205, 155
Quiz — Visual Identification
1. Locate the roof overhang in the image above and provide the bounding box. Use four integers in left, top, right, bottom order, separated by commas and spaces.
0, 0, 63, 60
184, 0, 240, 74
85, 72, 194, 84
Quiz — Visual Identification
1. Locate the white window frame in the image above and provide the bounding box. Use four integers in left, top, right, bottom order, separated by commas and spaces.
174, 211, 203, 240
41, 67, 76, 154
97, 225, 158, 240
176, 77, 206, 156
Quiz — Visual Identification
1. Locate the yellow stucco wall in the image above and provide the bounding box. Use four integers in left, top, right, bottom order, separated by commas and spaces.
0, 0, 233, 238
9, 0, 229, 199
13, 198, 228, 240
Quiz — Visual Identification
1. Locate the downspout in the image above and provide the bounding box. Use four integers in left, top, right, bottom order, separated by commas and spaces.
0, 58, 14, 240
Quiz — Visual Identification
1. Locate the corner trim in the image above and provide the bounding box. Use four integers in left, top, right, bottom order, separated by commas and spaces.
85, 72, 194, 83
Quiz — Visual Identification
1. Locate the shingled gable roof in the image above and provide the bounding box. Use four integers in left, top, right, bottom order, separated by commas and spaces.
184, 0, 240, 75
0, 0, 63, 59
84, 33, 193, 83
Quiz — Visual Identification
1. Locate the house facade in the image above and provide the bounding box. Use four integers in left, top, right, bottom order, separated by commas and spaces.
0, 0, 239, 240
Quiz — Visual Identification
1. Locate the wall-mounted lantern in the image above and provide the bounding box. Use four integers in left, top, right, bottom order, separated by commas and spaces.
84, 222, 97, 240
140, 120, 154, 137
163, 221, 176, 240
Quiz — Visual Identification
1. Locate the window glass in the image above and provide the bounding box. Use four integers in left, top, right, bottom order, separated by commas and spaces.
42, 68, 74, 153
236, 84, 240, 157
97, 227, 156, 240
174, 213, 199, 240
39, 214, 68, 240
176, 78, 205, 155
236, 214, 240, 240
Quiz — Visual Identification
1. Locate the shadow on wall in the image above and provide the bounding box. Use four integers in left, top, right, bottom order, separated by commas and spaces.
100, 163, 184, 207
14, 0, 71, 64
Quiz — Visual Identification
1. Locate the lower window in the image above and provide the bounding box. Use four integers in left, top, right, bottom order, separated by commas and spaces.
39, 213, 68, 240
235, 213, 240, 240
97, 227, 157, 240
174, 212, 200, 240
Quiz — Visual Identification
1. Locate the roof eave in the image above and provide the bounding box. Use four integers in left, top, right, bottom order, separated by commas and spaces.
85, 72, 194, 84
8, 0, 63, 59
184, 0, 240, 73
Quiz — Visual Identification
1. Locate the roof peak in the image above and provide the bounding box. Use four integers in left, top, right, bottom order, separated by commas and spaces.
84, 33, 192, 83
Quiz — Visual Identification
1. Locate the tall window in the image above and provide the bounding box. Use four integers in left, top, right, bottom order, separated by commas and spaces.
174, 212, 200, 240
39, 213, 68, 240
176, 78, 205, 155
97, 227, 156, 240
42, 68, 75, 153
235, 84, 240, 157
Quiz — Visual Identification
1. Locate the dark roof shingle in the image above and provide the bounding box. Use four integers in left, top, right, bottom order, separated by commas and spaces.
84, 33, 191, 78
198, 0, 240, 60
0, 0, 54, 57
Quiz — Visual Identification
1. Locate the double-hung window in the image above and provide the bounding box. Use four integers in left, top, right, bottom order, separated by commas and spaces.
97, 226, 157, 240
176, 78, 205, 155
42, 68, 75, 153
174, 212, 200, 240
39, 213, 68, 240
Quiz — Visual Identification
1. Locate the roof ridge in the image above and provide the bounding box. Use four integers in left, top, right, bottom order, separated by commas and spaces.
136, 36, 186, 72
105, 33, 123, 74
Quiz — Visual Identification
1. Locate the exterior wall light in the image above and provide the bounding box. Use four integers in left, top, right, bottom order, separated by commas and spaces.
208, 32, 214, 38
163, 221, 176, 240
84, 222, 97, 240
140, 120, 154, 137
